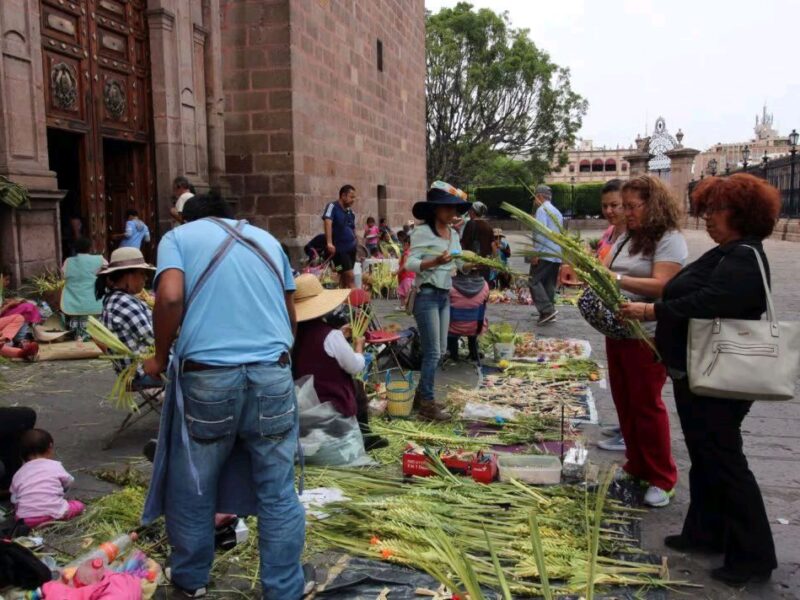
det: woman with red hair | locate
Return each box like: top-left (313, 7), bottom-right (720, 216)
top-left (621, 173), bottom-right (779, 586)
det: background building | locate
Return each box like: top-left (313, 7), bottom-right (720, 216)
top-left (0, 0), bottom-right (427, 285)
top-left (221, 0), bottom-right (426, 249)
top-left (694, 106), bottom-right (792, 177)
top-left (546, 139), bottom-right (634, 184)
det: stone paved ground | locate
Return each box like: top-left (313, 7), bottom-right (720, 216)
top-left (1, 229), bottom-right (798, 599)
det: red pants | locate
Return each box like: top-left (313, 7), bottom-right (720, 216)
top-left (0, 314), bottom-right (25, 359)
top-left (605, 337), bottom-right (677, 491)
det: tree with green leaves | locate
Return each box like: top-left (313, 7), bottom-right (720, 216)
top-left (426, 3), bottom-right (587, 187)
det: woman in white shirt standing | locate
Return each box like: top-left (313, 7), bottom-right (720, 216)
top-left (607, 175), bottom-right (688, 508)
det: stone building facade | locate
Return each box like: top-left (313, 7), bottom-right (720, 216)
top-left (0, 0), bottom-right (225, 285)
top-left (546, 139), bottom-right (634, 185)
top-left (0, 0), bottom-right (427, 284)
top-left (220, 0), bottom-right (426, 251)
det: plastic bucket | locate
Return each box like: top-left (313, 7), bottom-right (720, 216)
top-left (385, 370), bottom-right (416, 417)
top-left (493, 342), bottom-right (515, 360)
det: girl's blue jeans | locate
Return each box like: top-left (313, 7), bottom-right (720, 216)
top-left (412, 286), bottom-right (450, 401)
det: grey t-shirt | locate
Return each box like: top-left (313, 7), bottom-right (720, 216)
top-left (610, 230), bottom-right (688, 335)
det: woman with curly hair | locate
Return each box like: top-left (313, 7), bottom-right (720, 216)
top-left (620, 174), bottom-right (778, 585)
top-left (602, 175), bottom-right (688, 508)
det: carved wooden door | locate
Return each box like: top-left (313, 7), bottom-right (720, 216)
top-left (40, 0), bottom-right (154, 253)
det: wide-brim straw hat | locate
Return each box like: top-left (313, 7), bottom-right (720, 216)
top-left (96, 247), bottom-right (156, 276)
top-left (412, 187), bottom-right (471, 220)
top-left (493, 227), bottom-right (505, 237)
top-left (293, 273), bottom-right (351, 322)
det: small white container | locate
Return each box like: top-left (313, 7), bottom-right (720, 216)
top-left (493, 342), bottom-right (515, 360)
top-left (498, 454), bottom-right (562, 485)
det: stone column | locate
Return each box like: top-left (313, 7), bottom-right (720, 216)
top-left (147, 4), bottom-right (183, 234)
top-left (0, 0), bottom-right (63, 285)
top-left (665, 147), bottom-right (700, 212)
top-left (202, 0), bottom-right (226, 188)
top-left (623, 152), bottom-right (651, 177)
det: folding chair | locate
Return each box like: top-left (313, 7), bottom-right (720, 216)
top-left (558, 264), bottom-right (583, 290)
top-left (347, 289), bottom-right (409, 377)
top-left (102, 379), bottom-right (165, 450)
top-left (446, 298), bottom-right (488, 371)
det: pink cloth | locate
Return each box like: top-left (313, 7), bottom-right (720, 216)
top-left (42, 572), bottom-right (143, 599)
top-left (365, 225), bottom-right (379, 243)
top-left (397, 277), bottom-right (414, 304)
top-left (23, 499), bottom-right (84, 528)
top-left (10, 457), bottom-right (74, 520)
top-left (448, 281), bottom-right (489, 336)
top-left (1, 301), bottom-right (42, 324)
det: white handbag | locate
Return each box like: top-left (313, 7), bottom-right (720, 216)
top-left (687, 245), bottom-right (800, 401)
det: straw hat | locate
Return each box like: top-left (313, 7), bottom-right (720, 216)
top-left (493, 228), bottom-right (505, 237)
top-left (293, 273), bottom-right (351, 322)
top-left (96, 247), bottom-right (155, 276)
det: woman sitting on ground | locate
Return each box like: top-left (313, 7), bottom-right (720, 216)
top-left (61, 236), bottom-right (106, 340)
top-left (0, 276), bottom-right (39, 360)
top-left (292, 274), bottom-right (387, 450)
top-left (95, 247), bottom-right (160, 389)
top-left (620, 174), bottom-right (779, 586)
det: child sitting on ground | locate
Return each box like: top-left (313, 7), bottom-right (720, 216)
top-left (10, 429), bottom-right (84, 528)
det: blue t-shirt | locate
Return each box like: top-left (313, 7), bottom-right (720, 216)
top-left (533, 201), bottom-right (564, 263)
top-left (155, 219), bottom-right (296, 365)
top-left (120, 219), bottom-right (150, 249)
top-left (322, 201), bottom-right (356, 253)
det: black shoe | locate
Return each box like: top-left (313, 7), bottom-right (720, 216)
top-left (664, 534), bottom-right (722, 554)
top-left (303, 563), bottom-right (317, 596)
top-left (142, 439), bottom-right (157, 463)
top-left (710, 565), bottom-right (771, 586)
top-left (537, 310), bottom-right (559, 325)
top-left (364, 434), bottom-right (390, 451)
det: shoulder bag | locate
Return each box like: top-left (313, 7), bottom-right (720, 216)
top-left (687, 245), bottom-right (800, 401)
top-left (577, 234), bottom-right (634, 339)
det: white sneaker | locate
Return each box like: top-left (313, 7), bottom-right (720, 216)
top-left (600, 425), bottom-right (621, 437)
top-left (597, 433), bottom-right (626, 452)
top-left (643, 486), bottom-right (673, 508)
top-left (612, 467), bottom-right (634, 483)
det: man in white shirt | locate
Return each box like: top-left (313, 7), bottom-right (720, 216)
top-left (170, 176), bottom-right (194, 225)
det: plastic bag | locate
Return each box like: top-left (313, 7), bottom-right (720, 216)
top-left (296, 376), bottom-right (375, 467)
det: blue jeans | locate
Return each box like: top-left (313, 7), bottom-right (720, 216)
top-left (412, 286), bottom-right (450, 401)
top-left (164, 362), bottom-right (305, 599)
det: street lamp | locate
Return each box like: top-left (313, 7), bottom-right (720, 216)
top-left (761, 150), bottom-right (769, 179)
top-left (724, 160), bottom-right (731, 176)
top-left (789, 129), bottom-right (799, 216)
top-left (569, 175), bottom-right (576, 218)
top-left (708, 158), bottom-right (718, 176)
top-left (742, 145), bottom-right (750, 169)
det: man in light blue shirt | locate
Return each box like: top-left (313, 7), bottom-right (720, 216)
top-left (529, 184), bottom-right (563, 324)
top-left (142, 193), bottom-right (304, 599)
top-left (116, 209), bottom-right (150, 249)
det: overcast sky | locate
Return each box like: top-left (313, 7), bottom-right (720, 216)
top-left (424, 0), bottom-right (800, 151)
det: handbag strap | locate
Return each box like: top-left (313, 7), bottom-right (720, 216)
top-left (608, 234), bottom-right (631, 270)
top-left (741, 245), bottom-right (778, 337)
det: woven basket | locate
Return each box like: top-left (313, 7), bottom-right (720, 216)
top-left (385, 370), bottom-right (415, 418)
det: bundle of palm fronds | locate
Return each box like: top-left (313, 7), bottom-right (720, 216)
top-left (305, 467), bottom-right (681, 598)
top-left (27, 269), bottom-right (64, 295)
top-left (87, 316), bottom-right (153, 412)
top-left (347, 303), bottom-right (371, 349)
top-left (136, 289), bottom-right (155, 309)
top-left (460, 250), bottom-right (516, 274)
top-left (502, 201), bottom-right (653, 347)
top-left (366, 262), bottom-right (397, 298)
